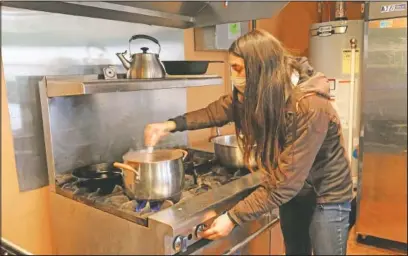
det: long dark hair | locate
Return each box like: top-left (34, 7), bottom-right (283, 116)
top-left (229, 29), bottom-right (303, 185)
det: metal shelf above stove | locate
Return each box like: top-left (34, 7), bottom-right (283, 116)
top-left (42, 74), bottom-right (223, 97)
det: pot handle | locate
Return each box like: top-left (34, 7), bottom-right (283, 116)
top-left (128, 34), bottom-right (161, 56)
top-left (113, 162), bottom-right (140, 180)
top-left (178, 149), bottom-right (189, 161)
top-left (208, 127), bottom-right (221, 142)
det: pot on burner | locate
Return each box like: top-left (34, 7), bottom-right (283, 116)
top-left (113, 148), bottom-right (188, 201)
top-left (210, 129), bottom-right (257, 169)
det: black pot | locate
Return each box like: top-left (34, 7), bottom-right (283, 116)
top-left (72, 163), bottom-right (123, 195)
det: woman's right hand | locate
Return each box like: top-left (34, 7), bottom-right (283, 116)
top-left (144, 121), bottom-right (176, 147)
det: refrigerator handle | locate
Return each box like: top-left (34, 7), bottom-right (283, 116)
top-left (348, 38), bottom-right (357, 161)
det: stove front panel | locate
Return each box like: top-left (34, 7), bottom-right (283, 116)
top-left (50, 193), bottom-right (166, 255)
top-left (51, 192), bottom-right (280, 255)
top-left (148, 171), bottom-right (265, 254)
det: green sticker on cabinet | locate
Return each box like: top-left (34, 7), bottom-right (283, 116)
top-left (228, 23), bottom-right (241, 39)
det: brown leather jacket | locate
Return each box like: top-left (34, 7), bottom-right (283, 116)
top-left (170, 58), bottom-right (352, 226)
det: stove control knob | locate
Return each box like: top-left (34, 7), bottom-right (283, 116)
top-left (173, 235), bottom-right (188, 252)
top-left (195, 224), bottom-right (207, 237)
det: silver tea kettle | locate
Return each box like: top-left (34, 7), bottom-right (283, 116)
top-left (116, 34), bottom-right (166, 79)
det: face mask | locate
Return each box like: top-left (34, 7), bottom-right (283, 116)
top-left (231, 76), bottom-right (246, 94)
top-left (291, 72), bottom-right (300, 86)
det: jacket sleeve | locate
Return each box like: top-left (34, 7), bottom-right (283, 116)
top-left (227, 97), bottom-right (330, 226)
top-left (169, 94), bottom-right (234, 132)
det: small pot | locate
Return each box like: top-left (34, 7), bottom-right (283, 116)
top-left (113, 149), bottom-right (188, 201)
top-left (210, 128), bottom-right (257, 169)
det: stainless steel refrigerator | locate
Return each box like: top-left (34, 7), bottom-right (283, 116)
top-left (356, 1), bottom-right (407, 243)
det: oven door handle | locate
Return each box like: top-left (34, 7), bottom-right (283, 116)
top-left (222, 217), bottom-right (280, 255)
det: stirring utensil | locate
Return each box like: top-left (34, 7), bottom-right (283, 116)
top-left (146, 133), bottom-right (157, 154)
top-left (144, 147), bottom-right (156, 162)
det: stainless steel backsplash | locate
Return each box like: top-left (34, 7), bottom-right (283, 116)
top-left (47, 88), bottom-right (188, 174)
top-left (1, 6), bottom-right (186, 190)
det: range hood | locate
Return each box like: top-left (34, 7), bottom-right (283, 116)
top-left (2, 1), bottom-right (288, 29)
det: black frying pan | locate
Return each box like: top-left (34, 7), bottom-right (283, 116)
top-left (72, 163), bottom-right (123, 195)
top-left (162, 61), bottom-right (224, 75)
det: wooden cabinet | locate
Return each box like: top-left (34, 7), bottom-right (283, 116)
top-left (246, 218), bottom-right (285, 255)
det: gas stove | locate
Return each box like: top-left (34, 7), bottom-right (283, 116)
top-left (54, 149), bottom-right (250, 226)
top-left (40, 74), bottom-right (282, 255)
top-left (52, 148), bottom-right (274, 255)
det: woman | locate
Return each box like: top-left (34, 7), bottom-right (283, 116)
top-left (144, 29), bottom-right (352, 255)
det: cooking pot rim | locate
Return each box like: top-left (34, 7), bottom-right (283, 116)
top-left (211, 134), bottom-right (241, 148)
top-left (123, 148), bottom-right (185, 163)
top-left (211, 134), bottom-right (258, 149)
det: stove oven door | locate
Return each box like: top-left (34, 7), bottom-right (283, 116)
top-left (177, 214), bottom-right (283, 255)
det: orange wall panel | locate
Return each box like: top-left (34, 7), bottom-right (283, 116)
top-left (258, 2), bottom-right (318, 56)
top-left (258, 2), bottom-right (364, 56)
top-left (1, 60), bottom-right (53, 254)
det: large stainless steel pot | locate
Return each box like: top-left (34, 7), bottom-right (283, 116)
top-left (210, 131), bottom-right (257, 169)
top-left (113, 148), bottom-right (187, 201)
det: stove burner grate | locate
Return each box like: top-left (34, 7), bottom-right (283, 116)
top-left (189, 184), bottom-right (211, 196)
top-left (103, 195), bottom-right (130, 207)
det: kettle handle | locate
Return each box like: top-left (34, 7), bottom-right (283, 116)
top-left (128, 34), bottom-right (161, 56)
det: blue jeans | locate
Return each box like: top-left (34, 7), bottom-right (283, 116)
top-left (280, 195), bottom-right (351, 255)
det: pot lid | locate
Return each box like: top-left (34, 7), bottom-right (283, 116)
top-left (132, 47), bottom-right (159, 57)
top-left (123, 149), bottom-right (184, 163)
